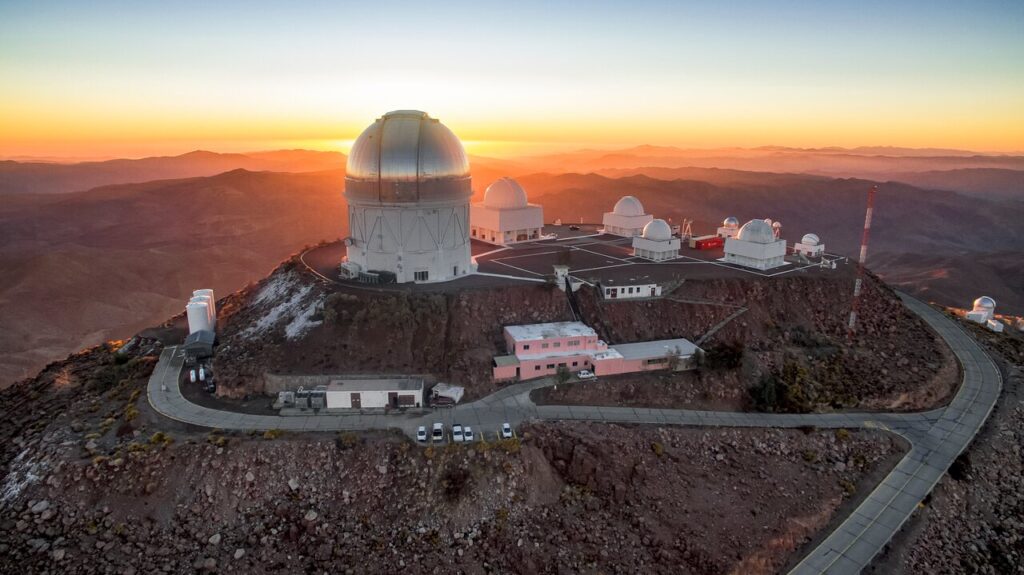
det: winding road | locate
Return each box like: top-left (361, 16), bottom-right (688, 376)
top-left (147, 293), bottom-right (1002, 574)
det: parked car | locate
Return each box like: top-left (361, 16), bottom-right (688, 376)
top-left (501, 423), bottom-right (513, 439)
top-left (432, 422), bottom-right (444, 442)
top-left (416, 426), bottom-right (427, 442)
top-left (452, 424), bottom-right (464, 443)
top-left (577, 369), bottom-right (596, 380)
top-left (189, 369), bottom-right (197, 383)
top-left (568, 225), bottom-right (581, 231)
top-left (463, 426), bottom-right (474, 442)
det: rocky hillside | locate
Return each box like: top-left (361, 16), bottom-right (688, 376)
top-left (0, 335), bottom-right (903, 574)
top-left (210, 256), bottom-right (955, 411)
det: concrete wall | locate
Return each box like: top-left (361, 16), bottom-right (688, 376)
top-left (603, 284), bottom-right (661, 299)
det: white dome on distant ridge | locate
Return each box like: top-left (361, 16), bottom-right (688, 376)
top-left (723, 216), bottom-right (739, 228)
top-left (973, 296), bottom-right (996, 311)
top-left (483, 177), bottom-right (528, 209)
top-left (613, 195), bottom-right (645, 217)
top-left (737, 219), bottom-right (776, 244)
top-left (801, 233), bottom-right (820, 246)
top-left (642, 219), bottom-right (672, 241)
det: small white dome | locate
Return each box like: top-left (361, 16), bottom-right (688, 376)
top-left (613, 195), bottom-right (645, 217)
top-left (801, 233), bottom-right (820, 246)
top-left (737, 219), bottom-right (777, 244)
top-left (973, 296), bottom-right (996, 311)
top-left (642, 219), bottom-right (673, 241)
top-left (723, 217), bottom-right (739, 229)
top-left (483, 177), bottom-right (528, 209)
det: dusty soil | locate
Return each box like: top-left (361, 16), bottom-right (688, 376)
top-left (0, 339), bottom-right (906, 575)
top-left (533, 370), bottom-right (748, 411)
top-left (866, 319), bottom-right (1024, 574)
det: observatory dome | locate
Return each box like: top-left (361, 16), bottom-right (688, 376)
top-left (345, 110), bottom-right (471, 204)
top-left (801, 233), bottom-right (820, 246)
top-left (613, 195), bottom-right (645, 217)
top-left (973, 296), bottom-right (996, 311)
top-left (736, 219), bottom-right (776, 244)
top-left (483, 177), bottom-right (528, 209)
top-left (723, 216), bottom-right (739, 229)
top-left (641, 219), bottom-right (673, 241)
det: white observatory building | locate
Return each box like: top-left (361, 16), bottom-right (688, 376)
top-left (343, 110), bottom-right (472, 283)
top-left (967, 296), bottom-right (1004, 332)
top-left (469, 177), bottom-right (544, 245)
top-left (717, 216), bottom-right (740, 238)
top-left (632, 219), bottom-right (680, 261)
top-left (794, 233), bottom-right (825, 257)
top-left (602, 196), bottom-right (654, 237)
top-left (723, 219), bottom-right (788, 270)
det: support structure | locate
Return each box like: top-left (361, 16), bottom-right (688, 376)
top-left (847, 185), bottom-right (877, 340)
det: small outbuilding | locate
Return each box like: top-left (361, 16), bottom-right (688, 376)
top-left (183, 329), bottom-right (215, 365)
top-left (324, 378), bottom-right (424, 409)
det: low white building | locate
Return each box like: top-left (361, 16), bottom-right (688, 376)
top-left (966, 296), bottom-right (996, 324)
top-left (600, 282), bottom-right (662, 299)
top-left (324, 378), bottom-right (424, 409)
top-left (602, 196), bottom-right (653, 237)
top-left (716, 216), bottom-right (740, 238)
top-left (723, 219), bottom-right (787, 270)
top-left (470, 177), bottom-right (544, 245)
top-left (793, 233), bottom-right (825, 257)
top-left (632, 219), bottom-right (680, 261)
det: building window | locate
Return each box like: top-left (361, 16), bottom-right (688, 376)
top-left (522, 344), bottom-right (530, 351)
top-left (572, 361), bottom-right (578, 367)
top-left (568, 340), bottom-right (579, 346)
top-left (414, 270), bottom-right (429, 282)
top-left (558, 362), bottom-right (566, 368)
top-left (546, 364), bottom-right (555, 369)
top-left (553, 342), bottom-right (561, 348)
top-left (541, 343), bottom-right (549, 349)
top-left (453, 265), bottom-right (458, 276)
top-left (535, 365), bottom-right (540, 371)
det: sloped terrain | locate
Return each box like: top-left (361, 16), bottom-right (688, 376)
top-left (0, 338), bottom-right (903, 574)
top-left (211, 256), bottom-right (955, 412)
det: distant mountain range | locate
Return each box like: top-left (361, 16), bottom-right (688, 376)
top-left (1, 145), bottom-right (1021, 385)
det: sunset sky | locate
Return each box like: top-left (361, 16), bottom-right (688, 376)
top-left (2, 0), bottom-right (1022, 159)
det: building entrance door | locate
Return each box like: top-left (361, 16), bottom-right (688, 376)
top-left (350, 393), bottom-right (361, 408)
top-left (388, 392), bottom-right (398, 408)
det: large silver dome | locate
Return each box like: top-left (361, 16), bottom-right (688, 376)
top-left (345, 110), bottom-right (471, 204)
top-left (736, 219), bottom-right (776, 244)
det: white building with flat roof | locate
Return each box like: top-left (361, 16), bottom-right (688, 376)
top-left (632, 219), bottom-right (680, 261)
top-left (602, 196), bottom-right (654, 237)
top-left (470, 177), bottom-right (544, 245)
top-left (324, 378), bottom-right (424, 409)
top-left (723, 219), bottom-right (787, 270)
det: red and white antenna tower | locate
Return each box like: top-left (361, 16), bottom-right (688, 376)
top-left (847, 185), bottom-right (877, 341)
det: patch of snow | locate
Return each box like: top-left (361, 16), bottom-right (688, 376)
top-left (242, 272), bottom-right (323, 340)
top-left (285, 300), bottom-right (322, 340)
top-left (1, 448), bottom-right (46, 507)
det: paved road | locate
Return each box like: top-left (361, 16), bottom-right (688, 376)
top-left (146, 293), bottom-right (1001, 574)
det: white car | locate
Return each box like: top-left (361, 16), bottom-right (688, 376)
top-left (416, 426), bottom-right (427, 442)
top-left (463, 426), bottom-right (474, 442)
top-left (432, 422), bottom-right (444, 442)
top-left (501, 423), bottom-right (513, 439)
top-left (452, 424), bottom-right (464, 443)
top-left (577, 369), bottom-right (596, 380)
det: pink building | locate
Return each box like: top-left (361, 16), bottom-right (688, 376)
top-left (492, 321), bottom-right (700, 382)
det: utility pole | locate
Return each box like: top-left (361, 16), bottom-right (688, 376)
top-left (847, 185), bottom-right (877, 341)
